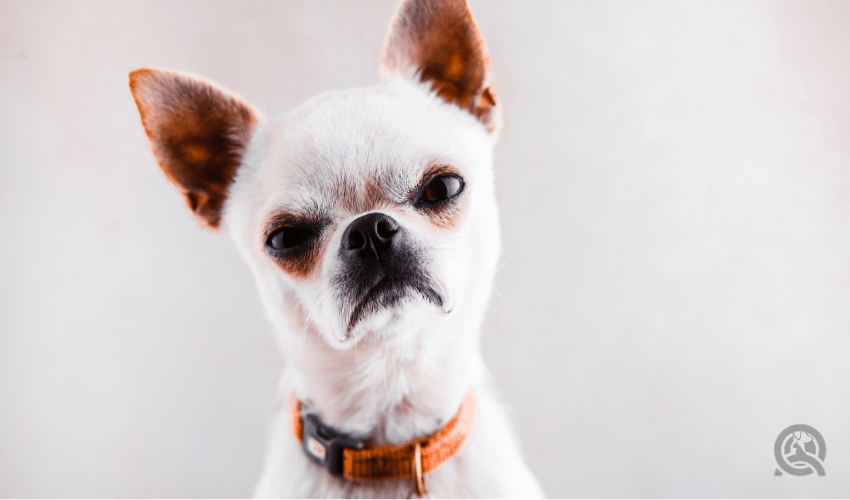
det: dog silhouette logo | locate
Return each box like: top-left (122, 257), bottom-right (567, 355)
top-left (774, 424), bottom-right (826, 476)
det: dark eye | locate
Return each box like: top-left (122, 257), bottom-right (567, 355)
top-left (266, 227), bottom-right (313, 251)
top-left (419, 174), bottom-right (464, 204)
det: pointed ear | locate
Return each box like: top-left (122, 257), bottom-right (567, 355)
top-left (379, 0), bottom-right (501, 135)
top-left (128, 68), bottom-right (260, 231)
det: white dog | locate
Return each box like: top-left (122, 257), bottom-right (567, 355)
top-left (129, 0), bottom-right (543, 496)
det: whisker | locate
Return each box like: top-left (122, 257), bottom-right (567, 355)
top-left (297, 282), bottom-right (334, 358)
top-left (432, 235), bottom-right (526, 275)
top-left (491, 285), bottom-right (509, 312)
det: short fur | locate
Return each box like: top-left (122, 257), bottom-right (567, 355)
top-left (129, 0), bottom-right (543, 497)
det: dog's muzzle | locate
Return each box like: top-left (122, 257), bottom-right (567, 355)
top-left (334, 213), bottom-right (442, 333)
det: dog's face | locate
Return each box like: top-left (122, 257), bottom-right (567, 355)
top-left (130, 0), bottom-right (502, 354)
top-left (228, 83), bottom-right (500, 351)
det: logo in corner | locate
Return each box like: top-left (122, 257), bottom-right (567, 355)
top-left (774, 424), bottom-right (826, 476)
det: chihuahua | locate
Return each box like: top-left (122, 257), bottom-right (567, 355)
top-left (129, 0), bottom-right (542, 497)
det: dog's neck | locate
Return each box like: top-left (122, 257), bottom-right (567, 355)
top-left (279, 312), bottom-right (482, 447)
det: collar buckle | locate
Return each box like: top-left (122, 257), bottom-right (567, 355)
top-left (301, 413), bottom-right (364, 476)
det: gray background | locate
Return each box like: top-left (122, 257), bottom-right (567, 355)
top-left (2, 0), bottom-right (850, 497)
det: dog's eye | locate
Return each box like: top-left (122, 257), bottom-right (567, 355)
top-left (267, 227), bottom-right (313, 251)
top-left (419, 174), bottom-right (464, 204)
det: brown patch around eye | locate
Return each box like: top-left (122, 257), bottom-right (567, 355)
top-left (276, 238), bottom-right (325, 280)
top-left (423, 194), bottom-right (469, 230)
top-left (263, 213), bottom-right (330, 280)
top-left (410, 166), bottom-right (469, 230)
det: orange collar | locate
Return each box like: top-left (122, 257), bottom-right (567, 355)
top-left (291, 390), bottom-right (476, 494)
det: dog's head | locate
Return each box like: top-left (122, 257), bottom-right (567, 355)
top-left (129, 0), bottom-right (502, 354)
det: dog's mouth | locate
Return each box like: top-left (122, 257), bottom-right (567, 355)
top-left (345, 277), bottom-right (443, 335)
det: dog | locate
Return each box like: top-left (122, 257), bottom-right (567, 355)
top-left (129, 0), bottom-right (543, 496)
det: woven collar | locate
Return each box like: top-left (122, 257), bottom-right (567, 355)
top-left (291, 389), bottom-right (476, 488)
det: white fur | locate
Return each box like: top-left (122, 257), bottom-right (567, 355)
top-left (221, 78), bottom-right (543, 497)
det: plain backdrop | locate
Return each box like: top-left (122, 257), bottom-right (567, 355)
top-left (2, 0), bottom-right (850, 497)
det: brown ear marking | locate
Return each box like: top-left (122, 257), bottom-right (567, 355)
top-left (128, 68), bottom-right (260, 231)
top-left (380, 0), bottom-right (502, 135)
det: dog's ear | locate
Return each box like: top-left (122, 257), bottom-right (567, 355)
top-left (379, 0), bottom-right (501, 135)
top-left (128, 68), bottom-right (260, 231)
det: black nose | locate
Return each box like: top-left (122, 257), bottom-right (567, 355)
top-left (342, 212), bottom-right (400, 261)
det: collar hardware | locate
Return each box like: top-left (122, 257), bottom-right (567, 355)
top-left (291, 390), bottom-right (476, 485)
top-left (301, 412), bottom-right (364, 476)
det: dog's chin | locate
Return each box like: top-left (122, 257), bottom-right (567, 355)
top-left (330, 280), bottom-right (446, 349)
